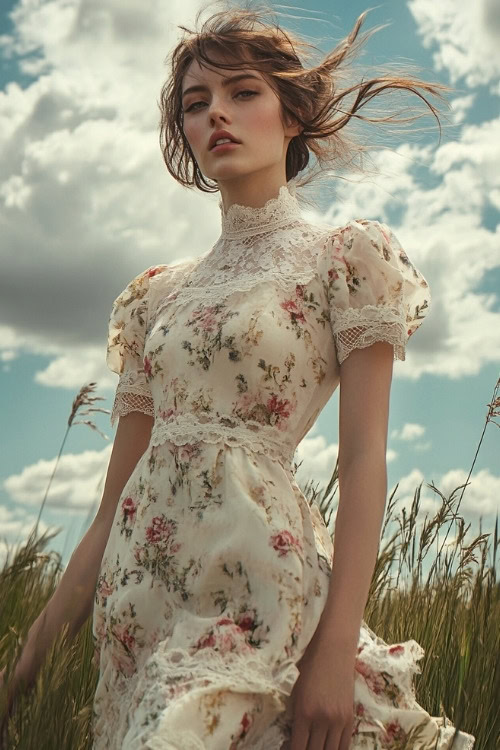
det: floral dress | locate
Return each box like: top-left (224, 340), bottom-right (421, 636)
top-left (92, 181), bottom-right (475, 750)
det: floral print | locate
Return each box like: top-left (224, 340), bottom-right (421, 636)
top-left (92, 184), bottom-right (474, 748)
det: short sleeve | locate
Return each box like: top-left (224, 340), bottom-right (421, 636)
top-left (317, 219), bottom-right (431, 366)
top-left (106, 266), bottom-right (162, 427)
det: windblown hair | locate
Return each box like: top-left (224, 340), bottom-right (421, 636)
top-left (158, 1), bottom-right (452, 194)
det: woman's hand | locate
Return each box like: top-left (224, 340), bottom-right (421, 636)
top-left (288, 629), bottom-right (356, 750)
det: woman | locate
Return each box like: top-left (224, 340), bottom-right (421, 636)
top-left (1, 3), bottom-right (476, 749)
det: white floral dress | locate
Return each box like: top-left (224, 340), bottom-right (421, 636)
top-left (92, 181), bottom-right (475, 749)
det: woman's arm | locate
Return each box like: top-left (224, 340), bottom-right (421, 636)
top-left (1, 411), bottom-right (154, 707)
top-left (316, 340), bottom-right (394, 646)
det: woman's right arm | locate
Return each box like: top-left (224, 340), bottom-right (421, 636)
top-left (1, 410), bottom-right (154, 707)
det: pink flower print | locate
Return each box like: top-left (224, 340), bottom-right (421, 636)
top-left (133, 545), bottom-right (145, 564)
top-left (220, 632), bottom-right (238, 654)
top-left (237, 611), bottom-right (255, 632)
top-left (193, 306), bottom-right (218, 332)
top-left (270, 529), bottom-right (303, 558)
top-left (354, 659), bottom-right (386, 695)
top-left (383, 719), bottom-right (406, 744)
top-left (147, 267), bottom-right (163, 278)
top-left (178, 443), bottom-right (198, 463)
top-left (122, 496), bottom-right (136, 519)
top-left (217, 617), bottom-right (234, 627)
top-left (388, 644), bottom-right (404, 656)
top-left (241, 711), bottom-right (252, 732)
top-left (145, 516), bottom-right (174, 544)
top-left (355, 701), bottom-right (365, 716)
top-left (113, 623), bottom-right (136, 652)
top-left (159, 407), bottom-right (176, 421)
top-left (195, 631), bottom-right (216, 650)
top-left (280, 298), bottom-right (305, 323)
top-left (328, 267), bottom-right (340, 282)
top-left (97, 577), bottom-right (114, 598)
top-left (267, 394), bottom-right (291, 422)
top-left (143, 355), bottom-right (152, 378)
top-left (229, 711), bottom-right (254, 749)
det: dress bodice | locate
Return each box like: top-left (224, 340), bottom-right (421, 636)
top-left (105, 180), bottom-right (431, 472)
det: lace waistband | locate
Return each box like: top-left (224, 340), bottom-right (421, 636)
top-left (150, 413), bottom-right (296, 473)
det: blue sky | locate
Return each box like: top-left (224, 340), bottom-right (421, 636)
top-left (1, 0), bottom-right (499, 568)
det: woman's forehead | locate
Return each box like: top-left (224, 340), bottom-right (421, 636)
top-left (183, 57), bottom-right (262, 86)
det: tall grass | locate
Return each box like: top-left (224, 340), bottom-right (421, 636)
top-left (0, 379), bottom-right (499, 749)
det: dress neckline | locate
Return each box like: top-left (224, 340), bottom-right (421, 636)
top-left (218, 179), bottom-right (304, 240)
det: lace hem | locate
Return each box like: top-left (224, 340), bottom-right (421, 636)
top-left (150, 413), bottom-right (296, 471)
top-left (111, 390), bottom-right (154, 427)
top-left (331, 304), bottom-right (408, 365)
top-left (129, 645), bottom-right (299, 750)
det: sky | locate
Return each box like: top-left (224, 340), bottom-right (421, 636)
top-left (0, 0), bottom-right (499, 569)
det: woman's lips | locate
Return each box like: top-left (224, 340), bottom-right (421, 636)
top-left (210, 142), bottom-right (241, 153)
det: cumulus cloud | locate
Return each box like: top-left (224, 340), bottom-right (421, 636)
top-left (389, 466), bottom-right (500, 528)
top-left (449, 94), bottom-right (476, 125)
top-left (3, 444), bottom-right (113, 511)
top-left (0, 0), bottom-right (212, 392)
top-left (391, 423), bottom-right (426, 441)
top-left (0, 0), bottom-right (498, 392)
top-left (408, 0), bottom-right (500, 88)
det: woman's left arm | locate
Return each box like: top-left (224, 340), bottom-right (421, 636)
top-left (289, 340), bottom-right (394, 750)
top-left (319, 338), bottom-right (394, 642)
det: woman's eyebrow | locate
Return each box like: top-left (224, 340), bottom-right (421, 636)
top-left (182, 73), bottom-right (261, 100)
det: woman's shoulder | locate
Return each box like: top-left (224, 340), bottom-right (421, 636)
top-left (316, 217), bottom-right (401, 260)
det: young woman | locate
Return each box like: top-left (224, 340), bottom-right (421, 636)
top-left (1, 4), bottom-right (476, 749)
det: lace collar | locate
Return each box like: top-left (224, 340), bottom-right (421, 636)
top-left (218, 179), bottom-right (303, 240)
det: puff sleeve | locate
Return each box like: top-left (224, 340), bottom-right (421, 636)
top-left (106, 266), bottom-right (160, 427)
top-left (317, 219), bottom-right (431, 366)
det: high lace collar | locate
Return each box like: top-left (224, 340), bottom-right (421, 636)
top-left (218, 179), bottom-right (304, 240)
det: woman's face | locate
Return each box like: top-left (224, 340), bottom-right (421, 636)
top-left (181, 55), bottom-right (300, 187)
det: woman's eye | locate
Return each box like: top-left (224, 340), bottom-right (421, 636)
top-left (185, 90), bottom-right (257, 113)
top-left (237, 90), bottom-right (258, 100)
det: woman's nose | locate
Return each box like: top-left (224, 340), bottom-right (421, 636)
top-left (207, 98), bottom-right (230, 121)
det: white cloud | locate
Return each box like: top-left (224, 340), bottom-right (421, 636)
top-left (3, 444), bottom-right (113, 511)
top-left (0, 0), bottom-right (211, 393)
top-left (408, 0), bottom-right (500, 88)
top-left (389, 466), bottom-right (500, 527)
top-left (449, 94), bottom-right (476, 125)
top-left (0, 0), bottom-right (498, 392)
top-left (437, 467), bottom-right (500, 520)
top-left (392, 423), bottom-right (426, 441)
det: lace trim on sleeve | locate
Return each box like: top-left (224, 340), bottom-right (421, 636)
top-left (331, 304), bottom-right (407, 365)
top-left (111, 372), bottom-right (154, 426)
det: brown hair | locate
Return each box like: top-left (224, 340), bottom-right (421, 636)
top-left (158, 1), bottom-right (452, 195)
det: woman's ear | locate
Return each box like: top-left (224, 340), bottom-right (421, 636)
top-left (283, 111), bottom-right (303, 139)
top-left (283, 112), bottom-right (304, 138)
